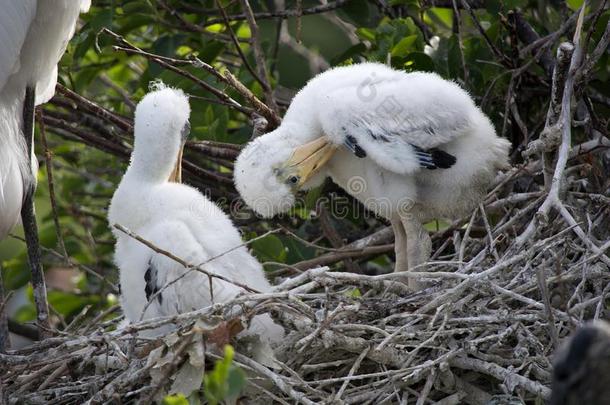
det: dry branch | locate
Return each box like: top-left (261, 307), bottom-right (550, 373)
top-left (3, 1), bottom-right (610, 403)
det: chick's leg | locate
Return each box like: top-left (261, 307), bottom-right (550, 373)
top-left (401, 216), bottom-right (431, 291)
top-left (391, 216), bottom-right (409, 273)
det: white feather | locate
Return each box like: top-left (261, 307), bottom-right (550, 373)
top-left (109, 86), bottom-right (284, 343)
top-left (1, 0), bottom-right (86, 103)
top-left (80, 0), bottom-right (92, 13)
top-left (234, 128), bottom-right (297, 218)
top-left (0, 1), bottom-right (37, 93)
top-left (0, 101), bottom-right (25, 238)
top-left (0, 0), bottom-right (88, 240)
top-left (235, 62), bottom-right (511, 222)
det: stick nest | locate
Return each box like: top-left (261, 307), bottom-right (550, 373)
top-left (4, 163), bottom-right (609, 404)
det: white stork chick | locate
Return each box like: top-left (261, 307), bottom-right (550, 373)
top-left (108, 85), bottom-right (283, 342)
top-left (0, 0), bottom-right (90, 239)
top-left (234, 63), bottom-right (510, 289)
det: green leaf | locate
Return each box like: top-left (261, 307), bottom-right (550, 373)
top-left (226, 367), bottom-right (246, 398)
top-left (15, 300), bottom-right (36, 323)
top-left (305, 186), bottom-right (323, 211)
top-left (356, 28), bottom-right (376, 42)
top-left (485, 0), bottom-right (502, 15)
top-left (150, 34), bottom-right (185, 76)
top-left (427, 8), bottom-right (453, 29)
top-left (163, 394), bottom-right (189, 405)
top-left (48, 291), bottom-right (99, 318)
top-left (281, 234), bottom-right (316, 264)
top-left (346, 288), bottom-right (362, 298)
top-left (424, 219), bottom-right (451, 232)
top-left (338, 0), bottom-right (373, 27)
top-left (250, 234), bottom-right (286, 263)
top-left (503, 0), bottom-right (528, 9)
top-left (402, 52), bottom-right (435, 72)
top-left (390, 0), bottom-right (419, 5)
top-left (447, 35), bottom-right (462, 80)
top-left (331, 43), bottom-right (367, 66)
top-left (391, 35), bottom-right (418, 57)
top-left (118, 13), bottom-right (155, 33)
top-left (566, 0), bottom-right (584, 10)
top-left (197, 40), bottom-right (225, 63)
top-left (89, 9), bottom-right (114, 32)
top-left (203, 345), bottom-right (245, 405)
top-left (3, 253), bottom-right (30, 290)
top-left (73, 29), bottom-right (96, 61)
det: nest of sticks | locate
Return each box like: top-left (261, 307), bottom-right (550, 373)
top-left (3, 156), bottom-right (609, 404)
top-left (4, 12), bottom-right (610, 405)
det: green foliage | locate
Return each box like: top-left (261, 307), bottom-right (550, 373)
top-left (250, 234), bottom-right (287, 263)
top-left (162, 394), bottom-right (189, 405)
top-left (203, 345), bottom-right (246, 405)
top-left (346, 287), bottom-right (362, 299)
top-left (1, 0), bottom-right (608, 373)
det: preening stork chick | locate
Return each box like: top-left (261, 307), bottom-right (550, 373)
top-left (235, 63), bottom-right (510, 289)
top-left (108, 85), bottom-right (283, 342)
top-left (551, 321), bottom-right (610, 405)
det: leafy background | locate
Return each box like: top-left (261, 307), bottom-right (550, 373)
top-left (1, 0), bottom-right (607, 333)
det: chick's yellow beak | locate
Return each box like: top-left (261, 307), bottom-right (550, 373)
top-left (168, 142), bottom-right (185, 183)
top-left (275, 137), bottom-right (337, 189)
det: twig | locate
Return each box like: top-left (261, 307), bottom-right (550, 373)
top-left (318, 206), bottom-right (361, 273)
top-left (0, 267), bottom-right (9, 352)
top-left (536, 265), bottom-right (559, 348)
top-left (37, 110), bottom-right (69, 263)
top-left (55, 84), bottom-right (133, 132)
top-left (463, 0), bottom-right (512, 68)
top-left (422, 0), bottom-right (485, 7)
top-left (102, 28), bottom-right (281, 128)
top-left (238, 0), bottom-right (279, 114)
top-left (114, 223), bottom-right (281, 296)
top-left (451, 0), bottom-right (469, 85)
top-left (449, 356), bottom-right (551, 397)
top-left (140, 333), bottom-right (194, 403)
top-left (214, 0), bottom-right (267, 88)
top-left (293, 244), bottom-right (393, 271)
top-left (203, 0), bottom-right (350, 26)
top-left (508, 10), bottom-right (554, 76)
top-left (416, 369), bottom-right (437, 405)
top-left (233, 352), bottom-right (317, 405)
top-left (523, 43), bottom-right (574, 165)
top-left (516, 4), bottom-right (588, 247)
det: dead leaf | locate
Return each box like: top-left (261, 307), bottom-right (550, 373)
top-left (207, 318), bottom-right (245, 347)
top-left (169, 362), bottom-right (204, 396)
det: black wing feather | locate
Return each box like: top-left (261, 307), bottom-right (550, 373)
top-left (411, 145), bottom-right (456, 170)
top-left (344, 134), bottom-right (367, 158)
top-left (144, 261), bottom-right (163, 304)
top-left (343, 128), bottom-right (456, 170)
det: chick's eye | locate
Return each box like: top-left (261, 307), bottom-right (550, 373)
top-left (181, 121), bottom-right (191, 139)
top-left (289, 176), bottom-right (299, 185)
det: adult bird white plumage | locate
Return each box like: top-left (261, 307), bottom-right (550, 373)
top-left (0, 0), bottom-right (90, 339)
top-left (108, 85), bottom-right (283, 343)
top-left (235, 63), bottom-right (511, 289)
top-left (0, 0), bottom-right (90, 239)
